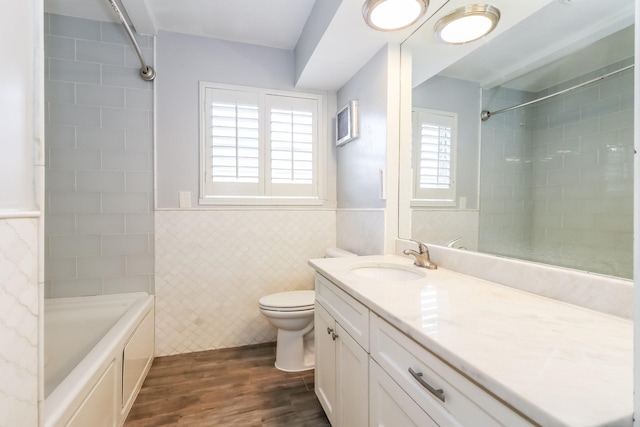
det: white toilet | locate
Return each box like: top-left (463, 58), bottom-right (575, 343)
top-left (259, 247), bottom-right (357, 372)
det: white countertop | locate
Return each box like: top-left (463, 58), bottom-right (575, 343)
top-left (309, 255), bottom-right (633, 427)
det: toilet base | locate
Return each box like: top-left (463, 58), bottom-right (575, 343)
top-left (274, 328), bottom-right (315, 372)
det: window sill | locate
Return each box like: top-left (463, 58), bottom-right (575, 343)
top-left (198, 196), bottom-right (325, 207)
top-left (410, 199), bottom-right (457, 208)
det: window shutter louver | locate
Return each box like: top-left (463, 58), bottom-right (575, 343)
top-left (412, 109), bottom-right (457, 205)
top-left (210, 102), bottom-right (260, 183)
top-left (201, 84), bottom-right (321, 203)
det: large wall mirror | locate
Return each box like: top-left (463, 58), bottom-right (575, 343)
top-left (399, 0), bottom-right (635, 279)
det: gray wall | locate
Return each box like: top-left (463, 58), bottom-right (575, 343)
top-left (155, 31), bottom-right (335, 208)
top-left (412, 75), bottom-right (481, 209)
top-left (336, 46), bottom-right (389, 255)
top-left (44, 14), bottom-right (155, 297)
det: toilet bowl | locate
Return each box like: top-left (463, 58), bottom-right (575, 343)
top-left (259, 290), bottom-right (316, 372)
top-left (259, 247), bottom-right (357, 372)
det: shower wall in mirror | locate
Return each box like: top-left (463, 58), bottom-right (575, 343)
top-left (402, 0), bottom-right (634, 280)
top-left (480, 56), bottom-right (634, 278)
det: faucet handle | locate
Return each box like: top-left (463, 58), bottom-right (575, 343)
top-left (445, 237), bottom-right (462, 248)
top-left (410, 239), bottom-right (428, 254)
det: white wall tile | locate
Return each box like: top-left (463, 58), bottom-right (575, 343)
top-left (155, 210), bottom-right (336, 356)
top-left (336, 210), bottom-right (384, 256)
top-left (0, 218), bottom-right (39, 427)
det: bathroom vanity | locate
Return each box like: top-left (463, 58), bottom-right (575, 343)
top-left (310, 255), bottom-right (633, 427)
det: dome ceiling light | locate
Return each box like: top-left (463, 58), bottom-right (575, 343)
top-left (363, 0), bottom-right (429, 31)
top-left (434, 4), bottom-right (501, 44)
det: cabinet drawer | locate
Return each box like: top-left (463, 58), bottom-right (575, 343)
top-left (370, 314), bottom-right (532, 427)
top-left (370, 360), bottom-right (438, 427)
top-left (315, 273), bottom-right (369, 351)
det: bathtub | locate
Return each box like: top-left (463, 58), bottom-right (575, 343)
top-left (43, 292), bottom-right (154, 427)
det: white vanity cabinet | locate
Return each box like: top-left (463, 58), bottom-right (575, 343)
top-left (315, 274), bottom-right (369, 427)
top-left (315, 272), bottom-right (533, 427)
top-left (370, 314), bottom-right (532, 427)
top-left (370, 360), bottom-right (438, 427)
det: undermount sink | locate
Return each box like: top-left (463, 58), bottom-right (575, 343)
top-left (349, 263), bottom-right (426, 281)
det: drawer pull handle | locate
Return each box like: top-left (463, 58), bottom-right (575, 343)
top-left (327, 327), bottom-right (334, 335)
top-left (408, 368), bottom-right (445, 402)
top-left (331, 332), bottom-right (339, 341)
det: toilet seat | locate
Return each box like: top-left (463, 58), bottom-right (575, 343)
top-left (259, 290), bottom-right (315, 312)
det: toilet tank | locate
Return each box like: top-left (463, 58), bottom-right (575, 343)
top-left (325, 248), bottom-right (357, 258)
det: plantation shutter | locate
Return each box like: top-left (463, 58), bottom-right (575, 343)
top-left (204, 88), bottom-right (262, 197)
top-left (412, 109), bottom-right (457, 203)
top-left (265, 95), bottom-right (318, 197)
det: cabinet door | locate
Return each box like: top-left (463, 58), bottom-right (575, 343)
top-left (336, 323), bottom-right (368, 427)
top-left (370, 361), bottom-right (438, 427)
top-left (315, 302), bottom-right (337, 425)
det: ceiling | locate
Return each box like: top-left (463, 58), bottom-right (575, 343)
top-left (44, 0), bottom-right (317, 50)
top-left (424, 0), bottom-right (635, 91)
top-left (43, 0), bottom-right (433, 90)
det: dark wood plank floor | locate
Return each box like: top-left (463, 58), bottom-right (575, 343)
top-left (124, 342), bottom-right (331, 427)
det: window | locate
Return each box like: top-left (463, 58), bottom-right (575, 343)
top-left (411, 108), bottom-right (457, 205)
top-left (200, 83), bottom-right (323, 205)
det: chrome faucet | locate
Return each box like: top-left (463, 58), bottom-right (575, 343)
top-left (445, 236), bottom-right (467, 250)
top-left (403, 240), bottom-right (438, 270)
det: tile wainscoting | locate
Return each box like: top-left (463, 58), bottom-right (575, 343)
top-left (336, 209), bottom-right (385, 256)
top-left (0, 217), bottom-right (39, 426)
top-left (155, 210), bottom-right (336, 356)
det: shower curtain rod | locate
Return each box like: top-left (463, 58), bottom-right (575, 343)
top-left (480, 63), bottom-right (634, 121)
top-left (106, 0), bottom-right (156, 81)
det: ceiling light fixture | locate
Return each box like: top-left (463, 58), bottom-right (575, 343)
top-left (363, 0), bottom-right (429, 31)
top-left (434, 4), bottom-right (500, 44)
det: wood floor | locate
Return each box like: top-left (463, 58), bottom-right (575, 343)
top-left (124, 342), bottom-right (331, 427)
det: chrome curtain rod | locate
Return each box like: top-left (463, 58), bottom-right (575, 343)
top-left (106, 0), bottom-right (156, 81)
top-left (480, 64), bottom-right (634, 121)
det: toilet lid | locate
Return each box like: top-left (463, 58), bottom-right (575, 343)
top-left (259, 290), bottom-right (315, 311)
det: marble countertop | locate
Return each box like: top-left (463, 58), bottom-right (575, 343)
top-left (309, 255), bottom-right (633, 427)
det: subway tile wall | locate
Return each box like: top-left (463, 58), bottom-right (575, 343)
top-left (411, 210), bottom-right (479, 251)
top-left (44, 14), bottom-right (155, 297)
top-left (480, 59), bottom-right (633, 278)
top-left (480, 86), bottom-right (535, 261)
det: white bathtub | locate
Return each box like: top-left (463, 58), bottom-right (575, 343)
top-left (44, 292), bottom-right (154, 427)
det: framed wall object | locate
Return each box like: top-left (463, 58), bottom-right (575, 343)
top-left (336, 100), bottom-right (359, 147)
